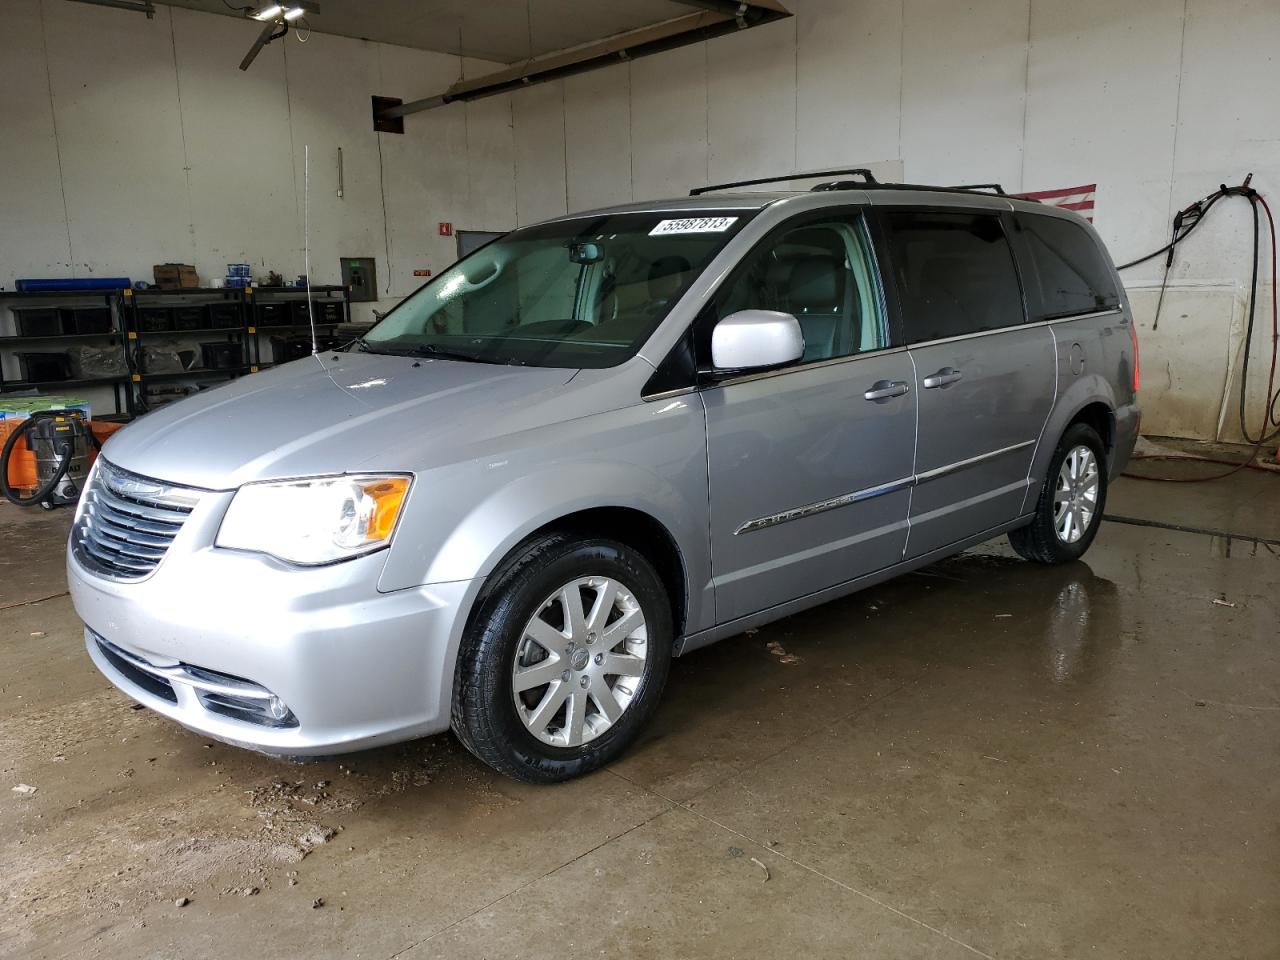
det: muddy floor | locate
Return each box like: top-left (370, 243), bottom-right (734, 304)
top-left (2, 467), bottom-right (1277, 958)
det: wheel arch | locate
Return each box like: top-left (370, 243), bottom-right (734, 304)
top-left (469, 506), bottom-right (691, 643)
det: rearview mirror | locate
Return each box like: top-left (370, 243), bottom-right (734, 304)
top-left (710, 310), bottom-right (805, 372)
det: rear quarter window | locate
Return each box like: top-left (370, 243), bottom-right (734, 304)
top-left (1018, 214), bottom-right (1120, 320)
top-left (882, 211), bottom-right (1025, 343)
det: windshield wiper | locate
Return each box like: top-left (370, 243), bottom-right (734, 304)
top-left (409, 343), bottom-right (502, 364)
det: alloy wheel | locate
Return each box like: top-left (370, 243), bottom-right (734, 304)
top-left (1053, 444), bottom-right (1100, 543)
top-left (511, 576), bottom-right (648, 747)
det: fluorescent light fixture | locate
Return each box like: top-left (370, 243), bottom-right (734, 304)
top-left (252, 4), bottom-right (283, 19)
top-left (283, 6), bottom-right (306, 19)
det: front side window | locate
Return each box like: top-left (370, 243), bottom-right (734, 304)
top-left (1019, 214), bottom-right (1120, 320)
top-left (883, 211), bottom-right (1024, 343)
top-left (362, 211), bottom-right (751, 368)
top-left (706, 215), bottom-right (888, 364)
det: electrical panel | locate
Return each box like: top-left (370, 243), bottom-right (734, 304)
top-left (340, 257), bottom-right (377, 303)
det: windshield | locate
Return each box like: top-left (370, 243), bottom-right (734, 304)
top-left (362, 211), bottom-right (753, 368)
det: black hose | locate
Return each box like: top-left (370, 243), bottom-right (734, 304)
top-left (1238, 195), bottom-right (1263, 443)
top-left (0, 412), bottom-right (75, 507)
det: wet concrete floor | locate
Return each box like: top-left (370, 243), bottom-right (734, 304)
top-left (2, 469), bottom-right (1277, 958)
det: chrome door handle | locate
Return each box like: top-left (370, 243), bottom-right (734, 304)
top-left (922, 367), bottom-right (963, 389)
top-left (864, 379), bottom-right (910, 402)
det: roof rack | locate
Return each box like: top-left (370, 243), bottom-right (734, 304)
top-left (689, 168), bottom-right (878, 196)
top-left (689, 170), bottom-right (1036, 203)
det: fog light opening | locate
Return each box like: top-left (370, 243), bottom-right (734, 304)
top-left (267, 695), bottom-right (292, 721)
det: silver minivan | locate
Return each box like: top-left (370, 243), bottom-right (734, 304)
top-left (68, 173), bottom-right (1140, 782)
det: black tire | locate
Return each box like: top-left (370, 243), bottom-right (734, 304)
top-left (1009, 423), bottom-right (1108, 564)
top-left (451, 532), bottom-right (673, 784)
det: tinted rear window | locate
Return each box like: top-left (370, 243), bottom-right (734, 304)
top-left (883, 211), bottom-right (1024, 343)
top-left (1019, 214), bottom-right (1119, 320)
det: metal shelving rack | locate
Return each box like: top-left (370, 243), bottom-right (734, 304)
top-left (1, 283), bottom-right (353, 417)
top-left (245, 285), bottom-right (352, 370)
top-left (0, 289), bottom-right (133, 417)
top-left (123, 287), bottom-right (251, 412)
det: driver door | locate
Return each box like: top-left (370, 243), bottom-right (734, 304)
top-left (701, 212), bottom-right (917, 624)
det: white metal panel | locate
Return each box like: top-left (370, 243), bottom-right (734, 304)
top-left (274, 31), bottom-right (386, 291)
top-left (629, 42), bottom-right (709, 202)
top-left (707, 16), bottom-right (796, 185)
top-left (899, 0), bottom-right (1029, 189)
top-left (0, 1), bottom-right (70, 280)
top-left (793, 0), bottom-right (903, 170)
top-left (563, 62), bottom-right (633, 211)
top-left (513, 80), bottom-right (569, 226)
top-left (460, 58), bottom-right (518, 238)
top-left (375, 43), bottom-right (473, 298)
top-left (1022, 0), bottom-right (1184, 286)
top-left (41, 2), bottom-right (193, 279)
top-left (169, 8), bottom-right (298, 285)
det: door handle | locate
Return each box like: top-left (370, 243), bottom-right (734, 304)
top-left (922, 367), bottom-right (963, 389)
top-left (864, 379), bottom-right (910, 402)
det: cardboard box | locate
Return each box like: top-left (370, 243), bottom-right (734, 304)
top-left (153, 263), bottom-right (199, 289)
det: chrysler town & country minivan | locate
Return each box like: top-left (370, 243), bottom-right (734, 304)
top-left (69, 172), bottom-right (1139, 782)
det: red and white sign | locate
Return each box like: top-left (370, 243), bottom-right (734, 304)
top-left (1013, 183), bottom-right (1096, 221)
top-left (438, 222), bottom-right (453, 237)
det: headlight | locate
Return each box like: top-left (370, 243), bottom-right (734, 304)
top-left (215, 474), bottom-right (411, 565)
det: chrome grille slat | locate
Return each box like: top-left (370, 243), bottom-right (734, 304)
top-left (90, 499), bottom-right (184, 534)
top-left (94, 493), bottom-right (190, 524)
top-left (83, 510), bottom-right (173, 548)
top-left (72, 460), bottom-right (207, 581)
top-left (83, 526), bottom-right (168, 561)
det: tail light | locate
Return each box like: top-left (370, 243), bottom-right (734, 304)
top-left (1129, 319), bottom-right (1140, 393)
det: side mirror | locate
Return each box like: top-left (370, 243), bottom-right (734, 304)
top-left (710, 310), bottom-right (805, 373)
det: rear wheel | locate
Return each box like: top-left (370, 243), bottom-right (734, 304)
top-left (451, 533), bottom-right (672, 783)
top-left (1009, 423), bottom-right (1107, 564)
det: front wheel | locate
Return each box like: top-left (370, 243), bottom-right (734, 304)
top-left (1009, 423), bottom-right (1107, 564)
top-left (451, 533), bottom-right (673, 783)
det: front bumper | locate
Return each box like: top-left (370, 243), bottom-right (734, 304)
top-left (69, 534), bottom-right (473, 756)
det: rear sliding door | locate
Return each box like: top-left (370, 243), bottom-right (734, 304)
top-left (878, 208), bottom-right (1056, 558)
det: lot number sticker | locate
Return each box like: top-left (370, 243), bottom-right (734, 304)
top-left (649, 217), bottom-right (739, 236)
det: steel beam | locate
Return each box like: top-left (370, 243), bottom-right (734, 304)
top-left (376, 0), bottom-right (789, 121)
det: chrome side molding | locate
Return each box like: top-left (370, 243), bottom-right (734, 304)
top-left (734, 439), bottom-right (1036, 535)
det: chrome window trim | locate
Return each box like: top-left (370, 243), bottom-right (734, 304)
top-left (702, 345), bottom-right (909, 392)
top-left (735, 438), bottom-right (1037, 535)
top-left (906, 308), bottom-right (1124, 350)
top-left (644, 309), bottom-right (1126, 401)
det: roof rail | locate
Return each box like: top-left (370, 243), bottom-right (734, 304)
top-left (947, 183), bottom-right (1007, 195)
top-left (807, 179), bottom-right (1037, 201)
top-left (689, 168), bottom-right (879, 196)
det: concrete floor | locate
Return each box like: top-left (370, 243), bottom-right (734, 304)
top-left (2, 469), bottom-right (1277, 959)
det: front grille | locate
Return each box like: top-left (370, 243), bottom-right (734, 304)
top-left (91, 632), bottom-right (297, 728)
top-left (72, 459), bottom-right (206, 580)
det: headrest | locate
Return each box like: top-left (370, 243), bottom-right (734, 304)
top-left (787, 257), bottom-right (844, 312)
top-left (649, 256), bottom-right (691, 282)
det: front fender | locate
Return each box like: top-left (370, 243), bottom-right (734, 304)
top-left (377, 396), bottom-right (714, 633)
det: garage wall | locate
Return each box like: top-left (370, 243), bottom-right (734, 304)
top-left (503, 0), bottom-right (1280, 443)
top-left (0, 0), bottom-right (517, 322)
top-left (2, 0), bottom-right (1276, 442)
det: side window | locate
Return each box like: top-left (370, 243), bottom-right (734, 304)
top-left (1019, 214), bottom-right (1120, 320)
top-left (883, 211), bottom-right (1024, 343)
top-left (714, 216), bottom-right (888, 364)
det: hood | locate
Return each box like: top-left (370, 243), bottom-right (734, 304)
top-left (103, 353), bottom-right (579, 489)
